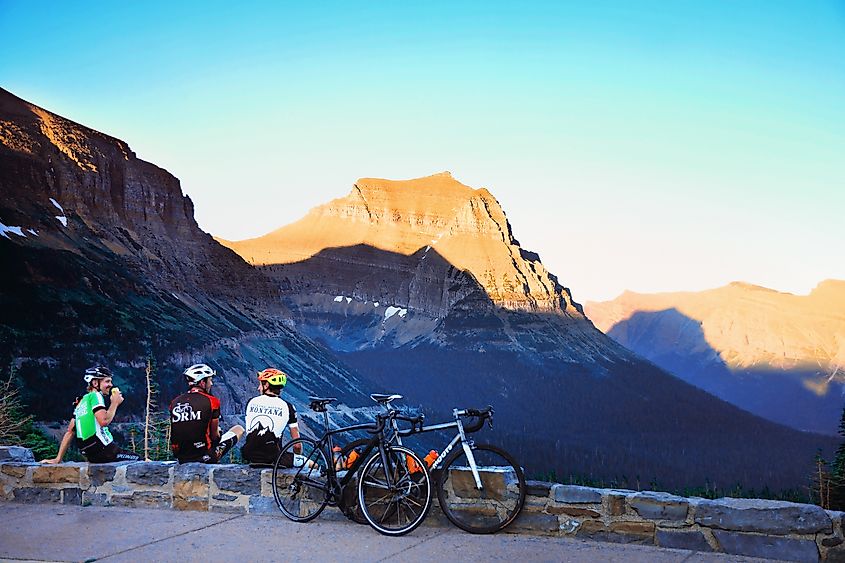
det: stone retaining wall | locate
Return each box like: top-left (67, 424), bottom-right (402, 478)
top-left (0, 447), bottom-right (838, 562)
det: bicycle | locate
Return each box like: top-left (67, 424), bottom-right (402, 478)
top-left (271, 396), bottom-right (432, 536)
top-left (341, 394), bottom-right (526, 534)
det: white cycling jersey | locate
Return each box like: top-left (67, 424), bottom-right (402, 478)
top-left (245, 394), bottom-right (298, 438)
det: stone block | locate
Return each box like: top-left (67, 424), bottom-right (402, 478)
top-left (173, 497), bottom-right (208, 511)
top-left (211, 504), bottom-right (247, 514)
top-left (823, 537), bottom-right (844, 547)
top-left (1, 464), bottom-right (31, 479)
top-left (448, 467), bottom-right (517, 501)
top-left (13, 487), bottom-right (61, 503)
top-left (32, 465), bottom-right (81, 484)
top-left (826, 545), bottom-right (845, 563)
top-left (249, 496), bottom-right (280, 515)
top-left (126, 462), bottom-right (172, 486)
top-left (173, 464), bottom-right (210, 510)
top-left (87, 464), bottom-right (119, 486)
top-left (0, 446), bottom-right (35, 462)
top-left (712, 530), bottom-right (819, 561)
top-left (630, 492), bottom-right (688, 521)
top-left (213, 493), bottom-right (239, 502)
top-left (111, 491), bottom-right (171, 509)
top-left (260, 468), bottom-right (274, 496)
top-left (61, 487), bottom-right (82, 505)
top-left (656, 529), bottom-right (712, 552)
top-left (525, 480), bottom-right (553, 498)
top-left (577, 520), bottom-right (655, 545)
top-left (605, 493), bottom-right (627, 516)
top-left (507, 511), bottom-right (560, 535)
top-left (546, 505), bottom-right (600, 518)
top-left (213, 466), bottom-right (262, 495)
top-left (695, 498), bottom-right (832, 535)
top-left (82, 491), bottom-right (109, 507)
top-left (552, 485), bottom-right (602, 504)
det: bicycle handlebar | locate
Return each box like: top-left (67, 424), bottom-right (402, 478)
top-left (460, 406), bottom-right (494, 433)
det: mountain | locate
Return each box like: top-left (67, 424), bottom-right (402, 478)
top-left (0, 87), bottom-right (371, 429)
top-left (584, 281), bottom-right (845, 435)
top-left (220, 173), bottom-right (837, 490)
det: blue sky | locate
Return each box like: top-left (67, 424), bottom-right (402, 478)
top-left (2, 1), bottom-right (843, 301)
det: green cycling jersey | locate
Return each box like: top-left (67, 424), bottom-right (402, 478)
top-left (73, 391), bottom-right (114, 446)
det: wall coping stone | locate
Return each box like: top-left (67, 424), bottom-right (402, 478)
top-left (0, 446), bottom-right (35, 462)
top-left (694, 497), bottom-right (832, 535)
top-left (0, 447), bottom-right (837, 561)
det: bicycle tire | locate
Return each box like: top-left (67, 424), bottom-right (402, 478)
top-left (436, 443), bottom-right (526, 534)
top-left (339, 438), bottom-right (370, 524)
top-left (272, 437), bottom-right (330, 522)
top-left (358, 444), bottom-right (432, 536)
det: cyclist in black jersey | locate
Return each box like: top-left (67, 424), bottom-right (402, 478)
top-left (169, 364), bottom-right (244, 464)
top-left (241, 368), bottom-right (301, 466)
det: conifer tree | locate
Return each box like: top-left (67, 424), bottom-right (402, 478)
top-left (828, 404), bottom-right (845, 508)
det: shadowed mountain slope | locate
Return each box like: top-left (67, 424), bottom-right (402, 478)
top-left (585, 282), bottom-right (845, 435)
top-left (0, 87), bottom-right (370, 426)
top-left (221, 175), bottom-right (837, 491)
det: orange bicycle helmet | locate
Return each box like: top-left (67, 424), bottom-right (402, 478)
top-left (257, 368), bottom-right (288, 387)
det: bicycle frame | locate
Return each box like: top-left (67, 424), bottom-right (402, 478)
top-left (386, 407), bottom-right (486, 490)
top-left (300, 408), bottom-right (403, 497)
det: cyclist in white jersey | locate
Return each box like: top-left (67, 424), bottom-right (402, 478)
top-left (42, 366), bottom-right (140, 464)
top-left (241, 368), bottom-right (300, 466)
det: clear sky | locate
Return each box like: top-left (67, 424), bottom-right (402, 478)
top-left (2, 1), bottom-right (843, 302)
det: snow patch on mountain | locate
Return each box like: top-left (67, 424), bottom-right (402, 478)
top-left (0, 221), bottom-right (26, 238)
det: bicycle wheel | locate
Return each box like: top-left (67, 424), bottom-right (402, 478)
top-left (436, 443), bottom-right (526, 534)
top-left (339, 438), bottom-right (370, 524)
top-left (272, 438), bottom-right (330, 522)
top-left (358, 444), bottom-right (432, 536)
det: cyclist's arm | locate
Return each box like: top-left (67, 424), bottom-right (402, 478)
top-left (210, 417), bottom-right (220, 440)
top-left (42, 418), bottom-right (75, 464)
top-left (95, 390), bottom-right (123, 426)
top-left (290, 425), bottom-right (301, 453)
top-left (287, 401), bottom-right (301, 453)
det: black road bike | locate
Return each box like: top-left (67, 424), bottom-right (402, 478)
top-left (271, 396), bottom-right (432, 536)
top-left (341, 394), bottom-right (526, 534)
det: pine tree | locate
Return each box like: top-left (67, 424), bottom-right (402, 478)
top-left (829, 404), bottom-right (845, 508)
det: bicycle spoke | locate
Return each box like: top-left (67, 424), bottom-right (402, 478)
top-left (359, 445), bottom-right (431, 536)
top-left (436, 444), bottom-right (525, 534)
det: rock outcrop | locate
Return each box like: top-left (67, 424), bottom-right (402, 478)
top-left (220, 173), bottom-right (837, 491)
top-left (220, 173), bottom-right (612, 360)
top-left (584, 281), bottom-right (845, 434)
top-left (0, 87), bottom-right (370, 422)
top-left (224, 172), bottom-right (581, 315)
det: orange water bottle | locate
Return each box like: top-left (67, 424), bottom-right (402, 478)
top-left (424, 450), bottom-right (438, 467)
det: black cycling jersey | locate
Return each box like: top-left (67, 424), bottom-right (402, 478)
top-left (170, 387), bottom-right (221, 463)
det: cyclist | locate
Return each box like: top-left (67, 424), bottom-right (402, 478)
top-left (41, 366), bottom-right (141, 464)
top-left (169, 363), bottom-right (244, 464)
top-left (241, 368), bottom-right (300, 466)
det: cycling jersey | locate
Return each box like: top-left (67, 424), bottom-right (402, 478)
top-left (241, 394), bottom-right (298, 465)
top-left (169, 387), bottom-right (221, 463)
top-left (73, 391), bottom-right (113, 450)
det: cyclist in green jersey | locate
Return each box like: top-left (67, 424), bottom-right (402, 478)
top-left (42, 366), bottom-right (140, 464)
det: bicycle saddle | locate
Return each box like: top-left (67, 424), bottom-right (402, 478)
top-left (308, 396), bottom-right (337, 412)
top-left (370, 393), bottom-right (402, 405)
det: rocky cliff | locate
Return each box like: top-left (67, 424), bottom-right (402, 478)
top-left (219, 173), bottom-right (615, 361)
top-left (223, 172), bottom-right (581, 315)
top-left (0, 87), bottom-right (370, 425)
top-left (220, 173), bottom-right (837, 490)
top-left (584, 281), bottom-right (845, 434)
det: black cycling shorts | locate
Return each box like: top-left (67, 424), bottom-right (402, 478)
top-left (82, 441), bottom-right (141, 463)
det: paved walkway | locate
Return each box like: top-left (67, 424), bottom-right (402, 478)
top-left (0, 503), bottom-right (768, 562)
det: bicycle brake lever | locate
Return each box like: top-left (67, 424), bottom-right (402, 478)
top-left (487, 417), bottom-right (494, 429)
